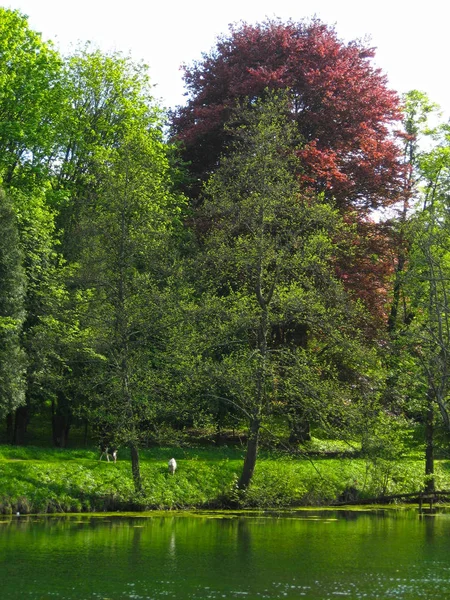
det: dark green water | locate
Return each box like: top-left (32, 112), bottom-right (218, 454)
top-left (1, 509), bottom-right (450, 599)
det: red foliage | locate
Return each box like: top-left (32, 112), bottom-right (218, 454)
top-left (334, 215), bottom-right (397, 334)
top-left (172, 19), bottom-right (403, 213)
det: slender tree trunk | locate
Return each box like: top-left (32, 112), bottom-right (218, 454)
top-left (387, 253), bottom-right (406, 333)
top-left (51, 396), bottom-right (71, 448)
top-left (59, 422), bottom-right (71, 448)
top-left (6, 413), bottom-right (13, 444)
top-left (215, 421), bottom-right (223, 446)
top-left (115, 194), bottom-right (144, 495)
top-left (130, 443), bottom-right (142, 493)
top-left (238, 218), bottom-right (270, 491)
top-left (238, 416), bottom-right (260, 490)
top-left (13, 404), bottom-right (29, 445)
top-left (387, 198), bottom-right (410, 334)
top-left (425, 389), bottom-right (435, 493)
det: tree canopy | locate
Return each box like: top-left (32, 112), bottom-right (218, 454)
top-left (172, 18), bottom-right (403, 212)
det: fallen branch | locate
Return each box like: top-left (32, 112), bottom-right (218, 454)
top-left (332, 490), bottom-right (450, 507)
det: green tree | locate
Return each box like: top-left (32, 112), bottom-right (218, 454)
top-left (0, 8), bottom-right (63, 188)
top-left (5, 187), bottom-right (63, 443)
top-left (78, 121), bottom-right (183, 492)
top-left (197, 93), bottom-right (376, 489)
top-left (401, 138), bottom-right (450, 490)
top-left (0, 190), bottom-right (26, 421)
top-left (387, 90), bottom-right (441, 335)
top-left (34, 47), bottom-right (167, 447)
top-left (384, 98), bottom-right (450, 492)
top-left (53, 46), bottom-right (156, 260)
top-left (0, 9), bottom-right (75, 443)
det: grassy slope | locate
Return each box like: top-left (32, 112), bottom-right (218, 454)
top-left (0, 444), bottom-right (448, 514)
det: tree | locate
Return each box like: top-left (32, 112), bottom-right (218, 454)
top-left (400, 138), bottom-right (450, 491)
top-left (387, 90), bottom-right (441, 334)
top-left (197, 93), bottom-right (377, 490)
top-left (172, 19), bottom-right (405, 330)
top-left (5, 186), bottom-right (68, 445)
top-left (0, 13), bottom-right (189, 450)
top-left (52, 46), bottom-right (157, 261)
top-left (77, 120), bottom-right (183, 492)
top-left (33, 47), bottom-right (168, 447)
top-left (0, 190), bottom-right (26, 422)
top-left (172, 18), bottom-right (403, 213)
top-left (0, 9), bottom-right (63, 188)
top-left (383, 93), bottom-right (447, 492)
top-left (0, 9), bottom-right (77, 444)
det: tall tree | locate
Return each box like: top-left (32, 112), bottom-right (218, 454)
top-left (5, 186), bottom-right (67, 444)
top-left (197, 93), bottom-right (376, 489)
top-left (0, 9), bottom-right (74, 443)
top-left (38, 47), bottom-right (165, 446)
top-left (78, 121), bottom-right (183, 492)
top-left (387, 90), bottom-right (441, 334)
top-left (0, 190), bottom-right (26, 422)
top-left (383, 93), bottom-right (445, 491)
top-left (401, 137), bottom-right (450, 490)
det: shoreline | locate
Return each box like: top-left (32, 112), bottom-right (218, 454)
top-left (0, 443), bottom-right (446, 515)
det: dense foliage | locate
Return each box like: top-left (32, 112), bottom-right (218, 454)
top-left (171, 18), bottom-right (403, 212)
top-left (1, 8), bottom-right (450, 501)
top-left (171, 19), bottom-right (406, 326)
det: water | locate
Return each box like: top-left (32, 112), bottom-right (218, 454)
top-left (1, 509), bottom-right (450, 599)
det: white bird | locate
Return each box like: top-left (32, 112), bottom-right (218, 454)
top-left (168, 458), bottom-right (177, 475)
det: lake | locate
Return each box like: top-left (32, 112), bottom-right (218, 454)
top-left (1, 508), bottom-right (450, 599)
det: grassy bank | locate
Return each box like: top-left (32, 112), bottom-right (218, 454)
top-left (0, 444), bottom-right (448, 514)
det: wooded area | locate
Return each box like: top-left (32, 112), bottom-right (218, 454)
top-left (2, 9), bottom-right (450, 497)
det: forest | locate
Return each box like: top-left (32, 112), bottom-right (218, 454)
top-left (1, 7), bottom-right (450, 507)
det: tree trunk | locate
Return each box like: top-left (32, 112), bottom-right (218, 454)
top-left (387, 251), bottom-right (407, 333)
top-left (238, 416), bottom-right (260, 490)
top-left (425, 390), bottom-right (435, 493)
top-left (13, 404), bottom-right (29, 445)
top-left (83, 419), bottom-right (89, 446)
top-left (6, 413), bottom-right (13, 444)
top-left (130, 443), bottom-right (142, 493)
top-left (51, 396), bottom-right (71, 448)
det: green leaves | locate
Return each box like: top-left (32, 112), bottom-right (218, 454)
top-left (188, 92), bottom-right (379, 486)
top-left (0, 190), bottom-right (26, 418)
top-left (0, 9), bottom-right (63, 186)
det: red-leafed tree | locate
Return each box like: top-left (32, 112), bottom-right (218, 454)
top-left (172, 18), bottom-right (403, 214)
top-left (172, 19), bottom-right (405, 328)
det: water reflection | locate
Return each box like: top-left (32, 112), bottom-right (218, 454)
top-left (2, 509), bottom-right (450, 599)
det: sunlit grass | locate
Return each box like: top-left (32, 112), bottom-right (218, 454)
top-left (0, 444), bottom-right (448, 514)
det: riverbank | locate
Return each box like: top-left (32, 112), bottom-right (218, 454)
top-left (0, 444), bottom-right (447, 513)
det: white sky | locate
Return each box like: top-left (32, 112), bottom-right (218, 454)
top-left (4, 0), bottom-right (450, 119)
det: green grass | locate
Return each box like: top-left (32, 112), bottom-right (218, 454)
top-left (0, 444), bottom-right (448, 514)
